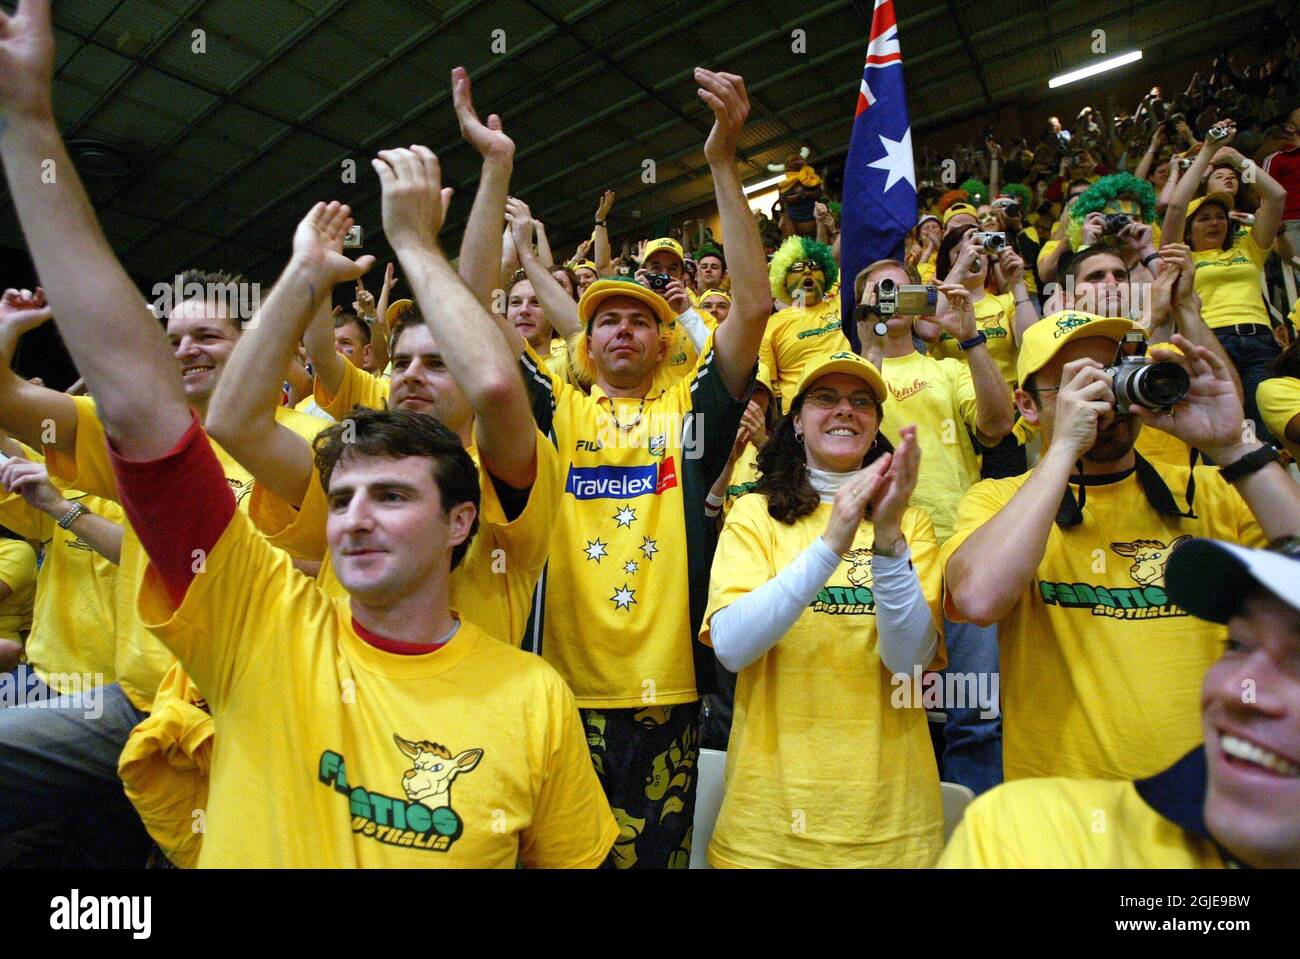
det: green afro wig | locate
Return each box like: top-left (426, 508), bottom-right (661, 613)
top-left (1067, 173), bottom-right (1158, 249)
top-left (960, 178), bottom-right (990, 206)
top-left (694, 241), bottom-right (725, 266)
top-left (827, 200), bottom-right (842, 217)
top-left (768, 235), bottom-right (838, 301)
top-left (1002, 182), bottom-right (1032, 210)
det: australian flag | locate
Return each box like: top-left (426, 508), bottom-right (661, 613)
top-left (841, 0), bottom-right (917, 349)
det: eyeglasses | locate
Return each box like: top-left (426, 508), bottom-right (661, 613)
top-left (804, 389), bottom-right (875, 411)
top-left (788, 261), bottom-right (823, 274)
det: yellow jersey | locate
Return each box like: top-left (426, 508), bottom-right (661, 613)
top-left (0, 444), bottom-right (120, 691)
top-left (929, 291), bottom-right (1019, 387)
top-left (1191, 232), bottom-right (1270, 330)
top-left (878, 351), bottom-right (983, 544)
top-left (701, 497), bottom-right (945, 868)
top-left (939, 749), bottom-right (1223, 868)
top-left (941, 456), bottom-right (1265, 782)
top-left (520, 336), bottom-right (748, 708)
top-left (0, 538), bottom-right (36, 643)
top-left (1256, 376), bottom-right (1300, 461)
top-left (133, 503), bottom-right (617, 868)
top-left (721, 442), bottom-right (761, 518)
top-left (43, 395), bottom-right (329, 710)
top-left (759, 298), bottom-right (850, 409)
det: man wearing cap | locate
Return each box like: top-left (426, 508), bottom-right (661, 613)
top-left (856, 259), bottom-right (1014, 792)
top-left (699, 289), bottom-right (731, 325)
top-left (943, 311), bottom-right (1299, 784)
top-left (941, 535), bottom-right (1300, 868)
top-left (635, 237), bottom-right (711, 384)
top-left (942, 204), bottom-right (978, 235)
top-left (517, 68), bottom-right (770, 868)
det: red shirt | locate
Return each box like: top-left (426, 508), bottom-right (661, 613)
top-left (1263, 145), bottom-right (1300, 221)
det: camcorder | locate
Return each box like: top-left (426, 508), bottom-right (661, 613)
top-left (974, 231), bottom-right (1006, 253)
top-left (1106, 334), bottom-right (1190, 413)
top-left (858, 278), bottom-right (937, 336)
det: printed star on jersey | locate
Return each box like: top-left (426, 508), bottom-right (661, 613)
top-left (612, 504), bottom-right (637, 528)
top-left (583, 539), bottom-right (608, 563)
top-left (623, 559), bottom-right (639, 576)
top-left (609, 583), bottom-right (637, 611)
top-left (639, 536), bottom-right (658, 560)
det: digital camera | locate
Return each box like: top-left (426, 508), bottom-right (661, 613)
top-left (974, 231), bottom-right (1006, 253)
top-left (646, 273), bottom-right (671, 292)
top-left (1102, 213), bottom-right (1132, 236)
top-left (1106, 356), bottom-right (1190, 412)
top-left (343, 225), bottom-right (364, 248)
top-left (1206, 123), bottom-right (1232, 142)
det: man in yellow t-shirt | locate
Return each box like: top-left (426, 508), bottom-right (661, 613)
top-left (855, 258), bottom-right (1015, 794)
top-left (1256, 372), bottom-right (1300, 462)
top-left (942, 312), bottom-right (1294, 783)
top-left (0, 276), bottom-right (325, 867)
top-left (514, 67), bottom-right (771, 869)
top-left (760, 234), bottom-right (847, 411)
top-left (0, 538), bottom-right (35, 648)
top-left (941, 538), bottom-right (1300, 868)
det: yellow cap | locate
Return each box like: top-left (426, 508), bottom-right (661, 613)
top-left (792, 349), bottom-right (888, 406)
top-left (942, 203), bottom-right (979, 227)
top-left (572, 259), bottom-right (598, 273)
top-left (1016, 311), bottom-right (1138, 385)
top-left (385, 298), bottom-right (415, 326)
top-left (1187, 191), bottom-right (1235, 219)
top-left (578, 278), bottom-right (675, 329)
top-left (642, 237), bottom-right (685, 267)
top-left (699, 288), bottom-right (731, 303)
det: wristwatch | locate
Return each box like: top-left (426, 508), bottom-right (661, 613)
top-left (56, 501), bottom-right (89, 530)
top-left (872, 535), bottom-right (907, 558)
top-left (958, 331), bottom-right (987, 351)
top-left (1219, 444), bottom-right (1281, 484)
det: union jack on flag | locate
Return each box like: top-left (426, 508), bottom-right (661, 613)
top-left (841, 0), bottom-right (917, 347)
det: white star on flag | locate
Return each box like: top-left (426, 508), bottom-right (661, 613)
top-left (609, 583), bottom-right (637, 611)
top-left (583, 539), bottom-right (608, 563)
top-left (866, 128), bottom-right (915, 193)
top-left (639, 536), bottom-right (658, 560)
top-left (623, 559), bottom-right (639, 575)
top-left (612, 505), bottom-right (637, 528)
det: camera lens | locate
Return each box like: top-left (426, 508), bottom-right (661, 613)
top-left (877, 278), bottom-right (896, 295)
top-left (1131, 362), bottom-right (1190, 409)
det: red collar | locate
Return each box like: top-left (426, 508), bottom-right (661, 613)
top-left (351, 617), bottom-right (452, 655)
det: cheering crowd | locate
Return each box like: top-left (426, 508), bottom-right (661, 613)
top-left (0, 0), bottom-right (1299, 870)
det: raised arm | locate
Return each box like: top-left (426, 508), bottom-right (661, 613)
top-left (452, 65), bottom-right (514, 310)
top-left (1161, 129), bottom-right (1221, 249)
top-left (0, 457), bottom-right (122, 564)
top-left (593, 190), bottom-right (615, 274)
top-left (533, 218), bottom-right (554, 269)
top-left (303, 298), bottom-right (347, 399)
top-left (374, 145), bottom-right (537, 489)
top-left (936, 284), bottom-right (1013, 442)
top-left (0, 289), bottom-right (78, 453)
top-left (0, 0), bottom-right (185, 459)
top-left (696, 69), bottom-right (771, 398)
top-left (509, 197), bottom-right (581, 340)
top-left (208, 202), bottom-right (373, 506)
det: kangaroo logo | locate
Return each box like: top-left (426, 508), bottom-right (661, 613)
top-left (1109, 536), bottom-right (1192, 588)
top-left (1053, 313), bottom-right (1090, 337)
top-left (393, 735), bottom-right (483, 810)
top-left (844, 547), bottom-right (874, 588)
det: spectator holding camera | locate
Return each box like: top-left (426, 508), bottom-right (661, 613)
top-left (1163, 120), bottom-right (1288, 446)
top-left (942, 535), bottom-right (1300, 868)
top-left (701, 352), bottom-right (945, 866)
top-left (943, 310), bottom-right (1299, 786)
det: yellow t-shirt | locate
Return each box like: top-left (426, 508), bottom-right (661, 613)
top-left (879, 351), bottom-right (983, 544)
top-left (43, 395), bottom-right (329, 710)
top-left (0, 539), bottom-right (37, 643)
top-left (656, 319), bottom-right (701, 387)
top-left (916, 260), bottom-right (936, 285)
top-left (1256, 376), bottom-right (1300, 462)
top-left (929, 291), bottom-right (1019, 388)
top-left (701, 498), bottom-right (945, 868)
top-left (315, 360), bottom-right (390, 417)
top-left (520, 336), bottom-right (747, 708)
top-left (722, 442), bottom-right (761, 518)
top-left (941, 459), bottom-right (1265, 782)
top-left (1190, 232), bottom-right (1270, 330)
top-left (938, 775), bottom-right (1222, 868)
top-left (0, 445), bottom-right (120, 691)
top-left (1036, 238), bottom-right (1063, 279)
top-left (759, 298), bottom-right (850, 409)
top-left (133, 502), bottom-right (617, 868)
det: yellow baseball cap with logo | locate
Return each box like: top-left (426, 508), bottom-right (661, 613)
top-left (793, 350), bottom-right (888, 406)
top-left (385, 298), bottom-right (415, 326)
top-left (577, 278), bottom-right (676, 329)
top-left (1186, 191), bottom-right (1235, 219)
top-left (642, 237), bottom-right (685, 267)
top-left (1016, 310), bottom-right (1138, 385)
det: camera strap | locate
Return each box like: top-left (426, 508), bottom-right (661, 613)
top-left (1055, 452), bottom-right (1198, 528)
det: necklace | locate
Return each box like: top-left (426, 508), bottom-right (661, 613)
top-left (607, 395), bottom-right (647, 433)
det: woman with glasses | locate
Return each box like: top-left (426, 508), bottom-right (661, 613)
top-left (700, 352), bottom-right (946, 867)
